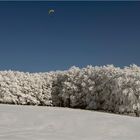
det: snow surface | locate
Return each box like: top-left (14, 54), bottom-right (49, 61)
top-left (0, 104), bottom-right (140, 140)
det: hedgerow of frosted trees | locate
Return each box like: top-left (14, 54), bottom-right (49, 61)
top-left (1, 64), bottom-right (140, 116)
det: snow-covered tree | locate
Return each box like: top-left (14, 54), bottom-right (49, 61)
top-left (1, 65), bottom-right (140, 116)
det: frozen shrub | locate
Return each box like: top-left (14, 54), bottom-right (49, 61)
top-left (51, 64), bottom-right (140, 116)
top-left (0, 71), bottom-right (53, 106)
top-left (1, 64), bottom-right (140, 116)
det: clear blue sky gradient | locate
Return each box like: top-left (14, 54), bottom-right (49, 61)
top-left (0, 1), bottom-right (140, 72)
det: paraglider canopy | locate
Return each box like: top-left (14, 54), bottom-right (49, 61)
top-left (48, 9), bottom-right (55, 15)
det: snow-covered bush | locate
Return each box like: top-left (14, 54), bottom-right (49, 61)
top-left (0, 71), bottom-right (53, 106)
top-left (1, 64), bottom-right (140, 116)
top-left (51, 65), bottom-right (140, 116)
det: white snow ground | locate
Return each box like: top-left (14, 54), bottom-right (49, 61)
top-left (0, 104), bottom-right (140, 140)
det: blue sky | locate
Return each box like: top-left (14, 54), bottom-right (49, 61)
top-left (0, 1), bottom-right (140, 72)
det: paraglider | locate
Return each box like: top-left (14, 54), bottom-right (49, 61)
top-left (48, 9), bottom-right (55, 15)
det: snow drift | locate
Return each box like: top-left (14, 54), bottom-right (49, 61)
top-left (1, 104), bottom-right (140, 140)
top-left (1, 64), bottom-right (140, 116)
